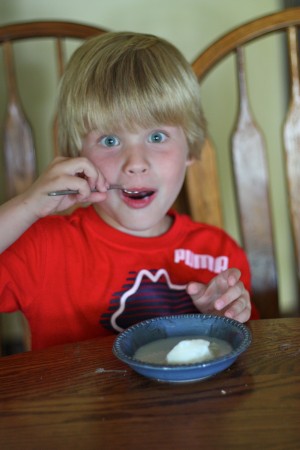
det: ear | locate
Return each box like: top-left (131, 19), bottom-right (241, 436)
top-left (185, 156), bottom-right (195, 167)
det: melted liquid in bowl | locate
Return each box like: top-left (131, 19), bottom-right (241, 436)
top-left (134, 335), bottom-right (232, 365)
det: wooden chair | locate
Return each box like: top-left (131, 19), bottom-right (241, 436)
top-left (0, 21), bottom-right (108, 199)
top-left (0, 21), bottom-right (108, 354)
top-left (182, 8), bottom-right (300, 319)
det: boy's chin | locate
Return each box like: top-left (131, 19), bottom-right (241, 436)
top-left (94, 204), bottom-right (173, 236)
top-left (117, 216), bottom-right (172, 237)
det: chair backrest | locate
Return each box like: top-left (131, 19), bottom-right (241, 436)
top-left (0, 21), bottom-right (108, 354)
top-left (184, 8), bottom-right (300, 318)
top-left (0, 21), bottom-right (107, 200)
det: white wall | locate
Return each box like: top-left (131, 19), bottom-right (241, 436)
top-left (0, 0), bottom-right (283, 57)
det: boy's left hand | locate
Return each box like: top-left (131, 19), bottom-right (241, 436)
top-left (186, 268), bottom-right (251, 323)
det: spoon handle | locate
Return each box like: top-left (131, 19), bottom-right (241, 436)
top-left (48, 184), bottom-right (123, 196)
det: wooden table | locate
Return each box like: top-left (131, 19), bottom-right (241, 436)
top-left (0, 318), bottom-right (299, 450)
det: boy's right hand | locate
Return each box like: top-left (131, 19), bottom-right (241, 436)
top-left (22, 156), bottom-right (109, 219)
top-left (1, 156), bottom-right (110, 253)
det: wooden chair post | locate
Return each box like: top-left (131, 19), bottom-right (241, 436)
top-left (191, 8), bottom-right (300, 317)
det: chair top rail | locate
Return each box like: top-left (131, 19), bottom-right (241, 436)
top-left (193, 7), bottom-right (300, 79)
top-left (0, 20), bottom-right (107, 42)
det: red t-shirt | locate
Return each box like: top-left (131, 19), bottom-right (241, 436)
top-left (0, 206), bottom-right (258, 350)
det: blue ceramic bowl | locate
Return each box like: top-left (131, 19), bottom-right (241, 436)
top-left (113, 314), bottom-right (252, 382)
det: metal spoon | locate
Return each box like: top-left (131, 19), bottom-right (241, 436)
top-left (47, 184), bottom-right (139, 196)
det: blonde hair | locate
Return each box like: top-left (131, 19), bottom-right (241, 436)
top-left (58, 31), bottom-right (206, 158)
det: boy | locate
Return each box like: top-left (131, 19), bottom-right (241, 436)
top-left (0, 32), bottom-right (257, 350)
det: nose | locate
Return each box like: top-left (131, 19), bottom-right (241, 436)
top-left (122, 146), bottom-right (149, 175)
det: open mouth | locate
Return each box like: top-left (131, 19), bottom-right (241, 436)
top-left (122, 189), bottom-right (155, 200)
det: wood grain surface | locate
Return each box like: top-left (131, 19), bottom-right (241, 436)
top-left (231, 47), bottom-right (279, 318)
top-left (0, 318), bottom-right (299, 450)
top-left (3, 40), bottom-right (36, 199)
top-left (284, 26), bottom-right (300, 278)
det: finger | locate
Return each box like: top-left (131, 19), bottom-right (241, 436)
top-left (225, 301), bottom-right (251, 323)
top-left (187, 288), bottom-right (215, 314)
top-left (186, 282), bottom-right (204, 296)
top-left (214, 280), bottom-right (245, 311)
top-left (75, 166), bottom-right (107, 193)
top-left (46, 174), bottom-right (90, 195)
top-left (81, 191), bottom-right (108, 203)
top-left (76, 165), bottom-right (107, 193)
top-left (221, 287), bottom-right (250, 320)
top-left (223, 294), bottom-right (246, 316)
top-left (48, 153), bottom-right (109, 196)
top-left (225, 268), bottom-right (241, 287)
top-left (186, 282), bottom-right (209, 311)
top-left (52, 156), bottom-right (104, 190)
top-left (199, 269), bottom-right (241, 304)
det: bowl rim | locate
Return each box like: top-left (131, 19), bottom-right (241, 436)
top-left (112, 313), bottom-right (252, 370)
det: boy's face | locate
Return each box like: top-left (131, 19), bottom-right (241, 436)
top-left (81, 124), bottom-right (192, 237)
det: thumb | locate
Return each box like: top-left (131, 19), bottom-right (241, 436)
top-left (186, 281), bottom-right (206, 298)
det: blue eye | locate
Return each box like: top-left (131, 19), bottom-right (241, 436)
top-left (148, 131), bottom-right (167, 143)
top-left (100, 135), bottom-right (120, 147)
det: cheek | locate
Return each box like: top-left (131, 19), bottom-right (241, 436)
top-left (82, 149), bottom-right (115, 171)
top-left (163, 156), bottom-right (188, 187)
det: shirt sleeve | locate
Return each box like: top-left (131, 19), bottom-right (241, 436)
top-left (0, 222), bottom-right (47, 313)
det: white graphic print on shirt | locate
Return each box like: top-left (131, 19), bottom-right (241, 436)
top-left (100, 251), bottom-right (229, 333)
top-left (100, 268), bottom-right (195, 332)
top-left (174, 249), bottom-right (228, 273)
